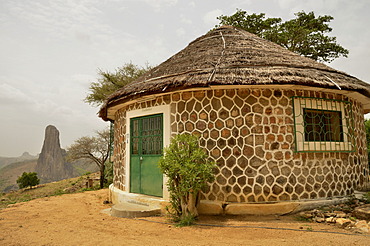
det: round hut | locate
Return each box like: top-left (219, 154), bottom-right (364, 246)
top-left (100, 26), bottom-right (370, 215)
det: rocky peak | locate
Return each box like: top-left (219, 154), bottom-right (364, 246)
top-left (35, 125), bottom-right (73, 183)
top-left (21, 152), bottom-right (31, 157)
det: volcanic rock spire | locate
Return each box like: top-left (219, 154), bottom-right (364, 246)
top-left (35, 125), bottom-right (73, 183)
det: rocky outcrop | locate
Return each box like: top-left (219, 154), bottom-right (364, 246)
top-left (35, 125), bottom-right (73, 183)
top-left (298, 199), bottom-right (370, 233)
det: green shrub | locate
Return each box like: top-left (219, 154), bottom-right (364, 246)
top-left (363, 192), bottom-right (370, 204)
top-left (176, 214), bottom-right (196, 227)
top-left (159, 133), bottom-right (215, 225)
top-left (104, 161), bottom-right (113, 188)
top-left (16, 172), bottom-right (40, 189)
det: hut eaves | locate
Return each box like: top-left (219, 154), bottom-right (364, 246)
top-left (99, 26), bottom-right (370, 121)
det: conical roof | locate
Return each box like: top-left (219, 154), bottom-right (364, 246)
top-left (100, 26), bottom-right (370, 120)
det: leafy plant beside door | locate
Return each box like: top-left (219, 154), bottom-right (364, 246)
top-left (159, 133), bottom-right (215, 225)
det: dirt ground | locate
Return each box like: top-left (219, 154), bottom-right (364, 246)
top-left (0, 189), bottom-right (369, 246)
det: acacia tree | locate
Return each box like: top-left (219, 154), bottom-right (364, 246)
top-left (85, 62), bottom-right (151, 107)
top-left (67, 129), bottom-right (110, 189)
top-left (216, 10), bottom-right (349, 62)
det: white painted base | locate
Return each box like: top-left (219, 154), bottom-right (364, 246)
top-left (110, 184), bottom-right (350, 216)
top-left (109, 184), bottom-right (167, 209)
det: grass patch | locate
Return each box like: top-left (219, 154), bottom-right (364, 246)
top-left (363, 192), bottom-right (370, 204)
top-left (176, 215), bottom-right (196, 227)
top-left (295, 216), bottom-right (311, 222)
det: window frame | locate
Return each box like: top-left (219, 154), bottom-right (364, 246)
top-left (292, 96), bottom-right (355, 153)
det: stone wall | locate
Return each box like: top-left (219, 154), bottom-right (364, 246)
top-left (112, 87), bottom-right (369, 203)
top-left (112, 109), bottom-right (126, 191)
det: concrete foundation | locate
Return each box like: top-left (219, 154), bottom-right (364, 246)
top-left (109, 184), bottom-right (350, 217)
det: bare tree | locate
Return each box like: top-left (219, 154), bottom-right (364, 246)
top-left (67, 128), bottom-right (110, 188)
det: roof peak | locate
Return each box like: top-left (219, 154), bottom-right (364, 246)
top-left (99, 25), bottom-right (370, 120)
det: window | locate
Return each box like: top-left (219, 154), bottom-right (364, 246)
top-left (130, 114), bottom-right (163, 155)
top-left (303, 109), bottom-right (343, 142)
top-left (292, 96), bottom-right (355, 152)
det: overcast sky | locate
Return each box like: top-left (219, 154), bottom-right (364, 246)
top-left (1, 0), bottom-right (369, 157)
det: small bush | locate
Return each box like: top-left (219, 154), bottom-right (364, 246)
top-left (16, 172), bottom-right (40, 189)
top-left (362, 192), bottom-right (370, 204)
top-left (159, 133), bottom-right (215, 226)
top-left (104, 161), bottom-right (113, 187)
top-left (176, 214), bottom-right (196, 227)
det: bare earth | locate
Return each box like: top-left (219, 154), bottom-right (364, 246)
top-left (1, 189), bottom-right (369, 246)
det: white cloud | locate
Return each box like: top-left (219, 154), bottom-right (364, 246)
top-left (0, 83), bottom-right (34, 105)
top-left (232, 0), bottom-right (252, 6)
top-left (275, 0), bottom-right (296, 9)
top-left (4, 0), bottom-right (117, 44)
top-left (180, 14), bottom-right (192, 24)
top-left (274, 0), bottom-right (362, 16)
top-left (176, 27), bottom-right (186, 37)
top-left (71, 74), bottom-right (95, 87)
top-left (203, 9), bottom-right (223, 25)
top-left (141, 0), bottom-right (178, 12)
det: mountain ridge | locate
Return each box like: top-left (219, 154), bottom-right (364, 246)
top-left (0, 152), bottom-right (38, 169)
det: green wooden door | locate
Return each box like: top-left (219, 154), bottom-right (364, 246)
top-left (130, 114), bottom-right (163, 197)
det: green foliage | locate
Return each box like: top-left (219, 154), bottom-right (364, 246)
top-left (216, 9), bottom-right (349, 62)
top-left (176, 214), bottom-right (196, 227)
top-left (363, 192), bottom-right (370, 204)
top-left (85, 62), bottom-right (152, 107)
top-left (295, 216), bottom-right (311, 222)
top-left (103, 161), bottom-right (113, 188)
top-left (16, 172), bottom-right (40, 189)
top-left (159, 134), bottom-right (215, 225)
top-left (217, 10), bottom-right (281, 36)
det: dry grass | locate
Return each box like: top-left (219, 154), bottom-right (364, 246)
top-left (0, 172), bottom-right (100, 209)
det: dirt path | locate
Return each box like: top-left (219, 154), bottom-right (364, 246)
top-left (0, 189), bottom-right (369, 246)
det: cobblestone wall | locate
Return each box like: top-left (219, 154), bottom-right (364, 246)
top-left (112, 88), bottom-right (369, 202)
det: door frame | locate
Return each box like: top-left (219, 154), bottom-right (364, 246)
top-left (125, 105), bottom-right (171, 199)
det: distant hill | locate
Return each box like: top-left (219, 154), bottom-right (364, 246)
top-left (0, 159), bottom-right (38, 192)
top-left (0, 125), bottom-right (100, 192)
top-left (0, 152), bottom-right (38, 169)
top-left (0, 158), bottom-right (98, 192)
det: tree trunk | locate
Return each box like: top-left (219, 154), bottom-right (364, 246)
top-left (99, 164), bottom-right (105, 189)
top-left (187, 192), bottom-right (198, 217)
top-left (181, 192), bottom-right (198, 218)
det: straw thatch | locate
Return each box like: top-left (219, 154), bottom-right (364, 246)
top-left (99, 26), bottom-right (370, 120)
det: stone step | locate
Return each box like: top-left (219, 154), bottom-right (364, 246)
top-left (354, 190), bottom-right (368, 199)
top-left (353, 204), bottom-right (370, 220)
top-left (110, 202), bottom-right (161, 218)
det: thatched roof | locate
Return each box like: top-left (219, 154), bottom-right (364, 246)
top-left (100, 26), bottom-right (370, 120)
